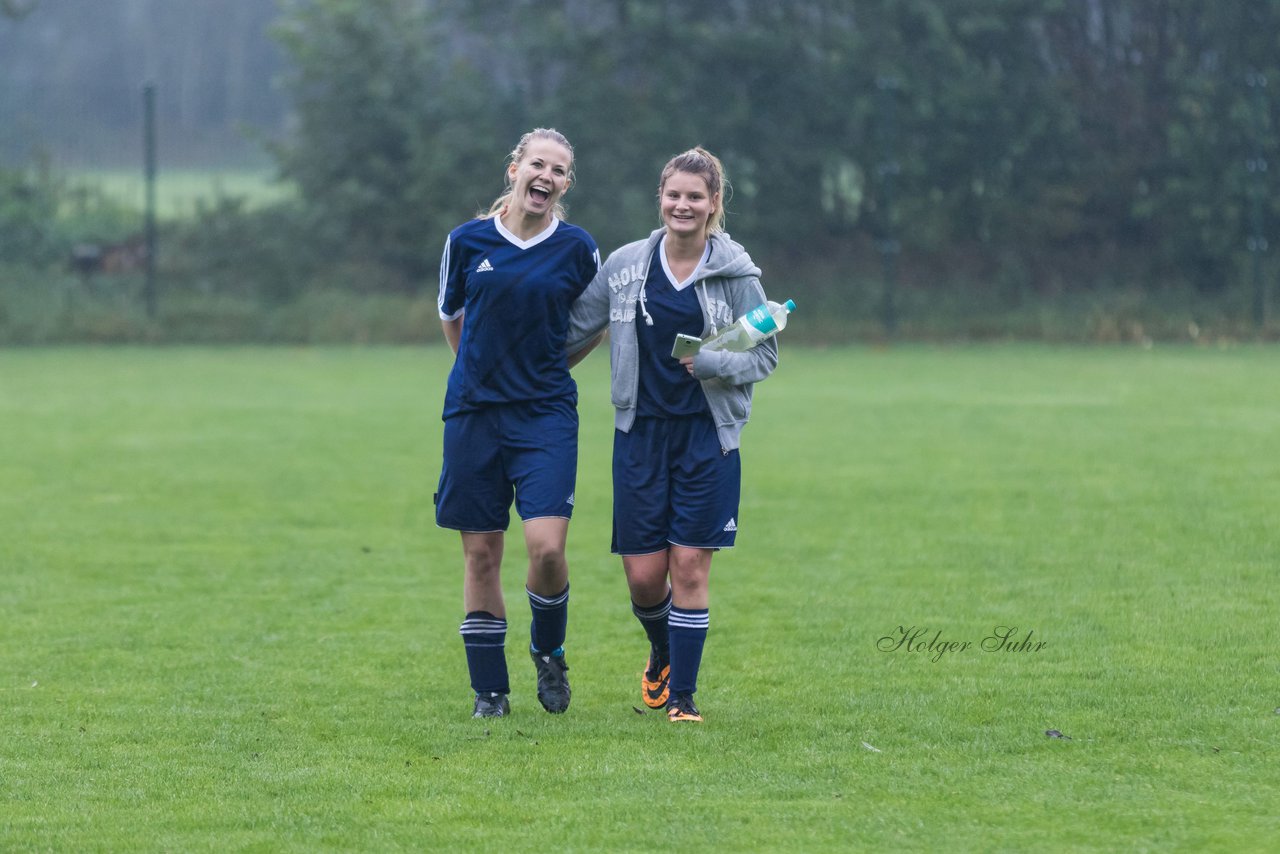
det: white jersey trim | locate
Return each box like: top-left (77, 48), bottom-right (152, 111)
top-left (494, 215), bottom-right (561, 250)
top-left (659, 237), bottom-right (711, 291)
top-left (437, 235), bottom-right (464, 321)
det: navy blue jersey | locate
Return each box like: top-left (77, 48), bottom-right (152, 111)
top-left (439, 217), bottom-right (599, 416)
top-left (636, 242), bottom-right (710, 417)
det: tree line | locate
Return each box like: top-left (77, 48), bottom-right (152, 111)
top-left (274, 0), bottom-right (1277, 305)
top-left (3, 0), bottom-right (1277, 315)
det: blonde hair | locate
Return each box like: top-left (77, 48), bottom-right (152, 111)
top-left (482, 128), bottom-right (575, 220)
top-left (658, 146), bottom-right (731, 237)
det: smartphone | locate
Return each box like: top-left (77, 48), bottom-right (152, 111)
top-left (671, 333), bottom-right (702, 359)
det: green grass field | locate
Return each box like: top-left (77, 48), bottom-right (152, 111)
top-left (69, 168), bottom-right (294, 219)
top-left (2, 345), bottom-right (1277, 851)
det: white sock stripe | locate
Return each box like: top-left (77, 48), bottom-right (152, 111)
top-left (460, 619), bottom-right (508, 634)
top-left (668, 619), bottom-right (710, 630)
top-left (462, 640), bottom-right (506, 648)
top-left (526, 587), bottom-right (569, 608)
top-left (668, 613), bottom-right (710, 629)
top-left (632, 601), bottom-right (672, 619)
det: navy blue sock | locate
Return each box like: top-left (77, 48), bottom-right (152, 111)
top-left (668, 606), bottom-right (709, 696)
top-left (527, 584), bottom-right (569, 655)
top-left (632, 589), bottom-right (672, 669)
top-left (460, 611), bottom-right (509, 695)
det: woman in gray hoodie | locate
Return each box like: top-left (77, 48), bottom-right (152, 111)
top-left (566, 147), bottom-right (779, 722)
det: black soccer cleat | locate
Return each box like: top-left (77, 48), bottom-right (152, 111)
top-left (530, 648), bottom-right (571, 713)
top-left (472, 692), bottom-right (510, 718)
top-left (666, 692), bottom-right (703, 723)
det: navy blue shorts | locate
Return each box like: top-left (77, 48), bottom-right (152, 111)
top-left (436, 398), bottom-right (578, 532)
top-left (611, 415), bottom-right (740, 555)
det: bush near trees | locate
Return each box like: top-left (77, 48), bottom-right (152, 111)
top-left (0, 162), bottom-right (60, 266)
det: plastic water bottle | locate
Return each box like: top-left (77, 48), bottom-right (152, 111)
top-left (700, 299), bottom-right (796, 352)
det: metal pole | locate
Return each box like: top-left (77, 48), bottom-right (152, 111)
top-left (143, 82), bottom-right (158, 319)
top-left (1246, 72), bottom-right (1269, 330)
top-left (876, 75), bottom-right (900, 337)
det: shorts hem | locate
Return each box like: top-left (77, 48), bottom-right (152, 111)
top-left (436, 522), bottom-right (507, 534)
top-left (520, 514), bottom-right (572, 523)
top-left (668, 539), bottom-right (732, 551)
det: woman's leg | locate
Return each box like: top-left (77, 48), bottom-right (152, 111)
top-left (523, 517), bottom-right (570, 653)
top-left (624, 550), bottom-right (675, 707)
top-left (623, 549), bottom-right (672, 605)
top-left (522, 517), bottom-right (573, 712)
top-left (459, 532), bottom-right (509, 707)
top-left (462, 531), bottom-right (505, 615)
top-left (666, 545), bottom-right (713, 720)
top-left (668, 545), bottom-right (711, 610)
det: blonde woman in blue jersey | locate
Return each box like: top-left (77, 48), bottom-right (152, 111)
top-left (567, 148), bottom-right (779, 722)
top-left (437, 128), bottom-right (600, 718)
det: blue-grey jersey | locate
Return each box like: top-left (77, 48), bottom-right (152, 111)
top-left (439, 216), bottom-right (599, 417)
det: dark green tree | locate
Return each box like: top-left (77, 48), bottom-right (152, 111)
top-left (271, 0), bottom-right (1278, 300)
top-left (274, 0), bottom-right (520, 286)
top-left (1035, 1), bottom-right (1278, 291)
top-left (0, 0), bottom-right (38, 20)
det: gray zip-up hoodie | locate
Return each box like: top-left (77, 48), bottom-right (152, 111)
top-left (566, 228), bottom-right (779, 451)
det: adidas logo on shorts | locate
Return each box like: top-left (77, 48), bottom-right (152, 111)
top-left (722, 517), bottom-right (737, 532)
top-left (566, 492), bottom-right (575, 506)
top-left (476, 258), bottom-right (494, 272)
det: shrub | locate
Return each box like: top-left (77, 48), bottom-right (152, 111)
top-left (0, 163), bottom-right (60, 265)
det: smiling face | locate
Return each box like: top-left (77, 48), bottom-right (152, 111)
top-left (506, 138), bottom-right (573, 223)
top-left (660, 170), bottom-right (719, 240)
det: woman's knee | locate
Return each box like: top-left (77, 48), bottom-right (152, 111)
top-left (462, 535), bottom-right (504, 580)
top-left (668, 548), bottom-right (710, 595)
top-left (527, 540), bottom-right (567, 575)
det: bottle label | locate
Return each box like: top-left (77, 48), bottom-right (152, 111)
top-left (744, 304), bottom-right (777, 336)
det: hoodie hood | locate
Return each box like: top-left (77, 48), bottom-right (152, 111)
top-left (634, 228), bottom-right (760, 328)
top-left (637, 227), bottom-right (761, 281)
top-left (702, 231), bottom-right (761, 281)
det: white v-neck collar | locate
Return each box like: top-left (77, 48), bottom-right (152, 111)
top-left (659, 237), bottom-right (711, 291)
top-left (495, 215), bottom-right (560, 249)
